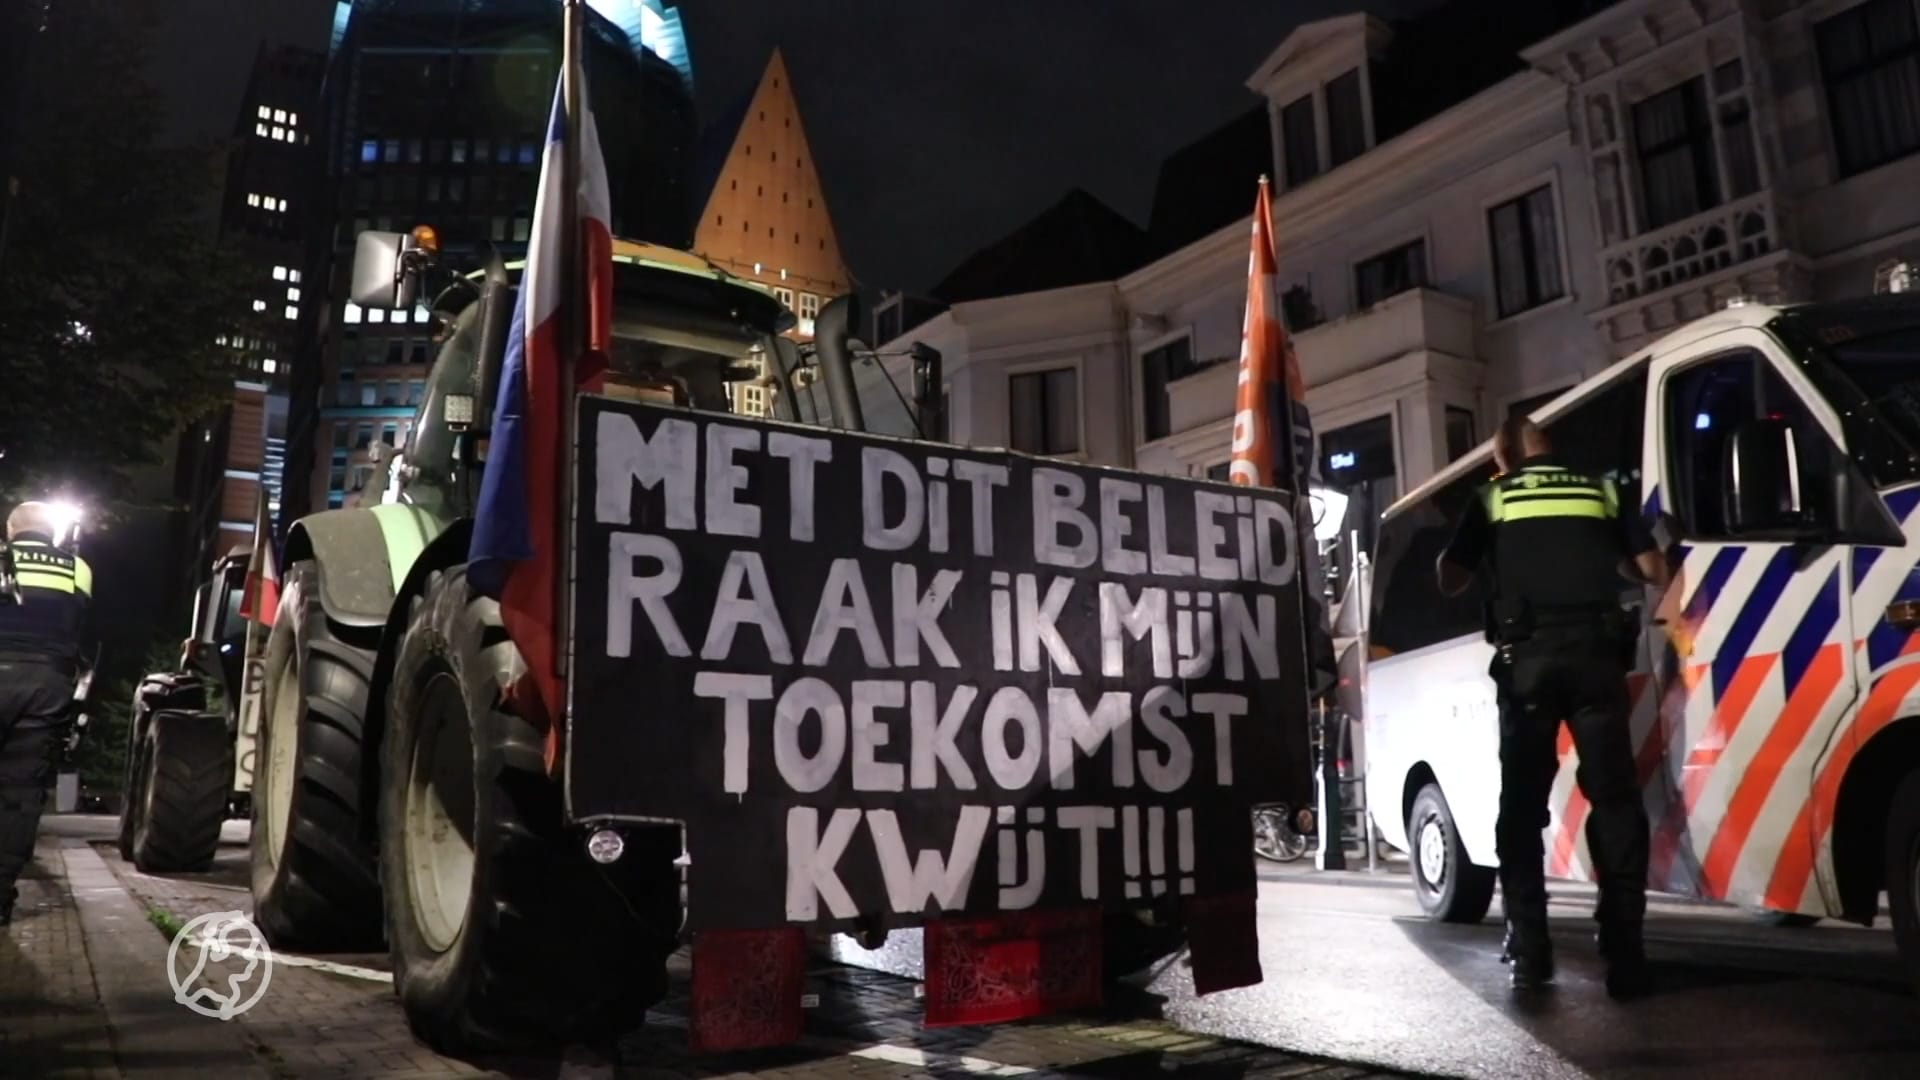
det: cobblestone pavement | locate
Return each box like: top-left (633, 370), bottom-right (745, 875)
top-left (5, 818), bottom-right (1443, 1079)
top-left (0, 839), bottom-right (118, 1079)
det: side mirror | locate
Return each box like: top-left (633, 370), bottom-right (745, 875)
top-left (351, 227), bottom-right (439, 311)
top-left (1724, 416), bottom-right (1812, 535)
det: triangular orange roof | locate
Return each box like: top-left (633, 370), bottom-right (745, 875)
top-left (690, 48), bottom-right (851, 336)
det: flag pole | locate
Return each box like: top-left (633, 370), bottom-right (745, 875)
top-left (555, 0), bottom-right (585, 684)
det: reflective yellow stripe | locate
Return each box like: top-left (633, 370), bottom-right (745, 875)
top-left (1495, 499), bottom-right (1612, 521)
top-left (17, 568), bottom-right (76, 593)
top-left (73, 557), bottom-right (91, 597)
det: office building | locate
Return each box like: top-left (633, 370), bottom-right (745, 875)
top-left (173, 43), bottom-right (324, 586)
top-left (280, 0), bottom-right (696, 522)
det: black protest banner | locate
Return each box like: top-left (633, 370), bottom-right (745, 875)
top-left (568, 395), bottom-right (1314, 932)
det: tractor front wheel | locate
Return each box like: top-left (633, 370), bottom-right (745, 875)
top-left (380, 564), bottom-right (680, 1054)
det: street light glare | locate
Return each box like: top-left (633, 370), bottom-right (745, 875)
top-left (48, 500), bottom-right (83, 545)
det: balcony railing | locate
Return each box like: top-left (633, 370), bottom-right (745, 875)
top-left (1600, 190), bottom-right (1785, 305)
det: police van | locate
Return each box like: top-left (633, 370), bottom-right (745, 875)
top-left (1360, 263), bottom-right (1920, 981)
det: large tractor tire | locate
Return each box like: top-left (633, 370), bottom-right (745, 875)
top-left (250, 560), bottom-right (383, 950)
top-left (381, 565), bottom-right (681, 1054)
top-left (128, 711), bottom-right (233, 874)
top-left (116, 699), bottom-right (145, 863)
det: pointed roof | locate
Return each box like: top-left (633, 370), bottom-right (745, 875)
top-left (689, 49), bottom-right (851, 303)
top-left (930, 189), bottom-right (1149, 305)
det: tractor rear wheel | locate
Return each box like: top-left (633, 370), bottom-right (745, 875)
top-left (249, 560), bottom-right (383, 950)
top-left (381, 564), bottom-right (680, 1054)
top-left (128, 710), bottom-right (232, 874)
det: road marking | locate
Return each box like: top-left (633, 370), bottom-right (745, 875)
top-left (178, 927), bottom-right (394, 984)
top-left (850, 1044), bottom-right (1035, 1075)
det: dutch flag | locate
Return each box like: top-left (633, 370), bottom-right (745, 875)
top-left (467, 68), bottom-right (613, 726)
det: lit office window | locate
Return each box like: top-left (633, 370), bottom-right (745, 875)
top-left (284, 305), bottom-right (298, 320)
top-left (287, 287), bottom-right (300, 302)
top-left (344, 302), bottom-right (364, 324)
top-left (273, 266), bottom-right (288, 281)
top-left (252, 299), bottom-right (266, 312)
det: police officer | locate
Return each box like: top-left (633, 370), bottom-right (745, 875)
top-left (0, 501), bottom-right (93, 927)
top-left (1435, 415), bottom-right (1668, 998)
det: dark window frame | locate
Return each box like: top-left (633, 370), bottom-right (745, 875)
top-left (1140, 334), bottom-right (1217, 443)
top-left (1631, 76), bottom-right (1722, 230)
top-left (1281, 94), bottom-right (1320, 188)
top-left (1487, 184), bottom-right (1567, 318)
top-left (1354, 238), bottom-right (1428, 309)
top-left (1008, 366), bottom-right (1081, 457)
top-left (1326, 68), bottom-right (1367, 167)
top-left (1815, 0), bottom-right (1920, 177)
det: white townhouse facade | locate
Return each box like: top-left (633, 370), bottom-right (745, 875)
top-left (855, 0), bottom-right (1920, 556)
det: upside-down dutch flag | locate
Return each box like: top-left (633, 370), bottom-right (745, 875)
top-left (467, 71), bottom-right (614, 731)
top-left (239, 489), bottom-right (280, 627)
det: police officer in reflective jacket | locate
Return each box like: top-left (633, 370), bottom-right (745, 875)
top-left (1436, 415), bottom-right (1669, 998)
top-left (0, 501), bottom-right (93, 927)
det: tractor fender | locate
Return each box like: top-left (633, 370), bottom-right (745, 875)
top-left (282, 505), bottom-right (446, 629)
top-left (356, 518), bottom-right (475, 846)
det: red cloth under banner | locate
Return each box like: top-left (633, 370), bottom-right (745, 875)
top-left (923, 908), bottom-right (1104, 1026)
top-left (688, 928), bottom-right (807, 1053)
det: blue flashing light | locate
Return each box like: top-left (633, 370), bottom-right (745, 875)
top-left (1695, 412), bottom-right (1712, 430)
top-left (1329, 451), bottom-right (1357, 470)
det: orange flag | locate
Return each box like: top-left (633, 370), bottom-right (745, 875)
top-left (1229, 176), bottom-right (1335, 697)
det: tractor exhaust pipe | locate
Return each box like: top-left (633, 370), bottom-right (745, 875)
top-left (812, 294), bottom-right (865, 432)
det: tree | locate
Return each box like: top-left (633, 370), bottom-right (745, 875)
top-left (0, 0), bottom-right (254, 509)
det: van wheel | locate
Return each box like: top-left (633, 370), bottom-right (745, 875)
top-left (1883, 770), bottom-right (1920, 990)
top-left (1408, 783), bottom-right (1494, 923)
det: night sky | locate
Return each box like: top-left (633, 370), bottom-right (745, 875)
top-left (150, 0), bottom-right (1429, 293)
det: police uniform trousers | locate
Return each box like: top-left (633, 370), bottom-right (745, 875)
top-left (1495, 623), bottom-right (1649, 954)
top-left (0, 659), bottom-right (75, 911)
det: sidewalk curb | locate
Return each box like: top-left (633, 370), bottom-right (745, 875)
top-left (62, 842), bottom-right (268, 1079)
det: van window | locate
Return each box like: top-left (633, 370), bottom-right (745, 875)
top-left (1369, 365), bottom-right (1648, 656)
top-left (1369, 464), bottom-right (1492, 656)
top-left (1662, 350), bottom-right (1826, 539)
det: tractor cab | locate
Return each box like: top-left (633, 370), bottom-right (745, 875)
top-left (181, 549), bottom-right (251, 705)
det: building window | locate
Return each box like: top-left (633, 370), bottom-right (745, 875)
top-left (451, 139), bottom-right (467, 163)
top-left (361, 382), bottom-right (377, 406)
top-left (1326, 69), bottom-right (1367, 167)
top-left (798, 292), bottom-right (820, 319)
top-left (1488, 185), bottom-right (1565, 318)
top-left (774, 286), bottom-right (795, 309)
top-left (252, 299), bottom-right (267, 312)
top-left (1445, 406), bottom-right (1476, 463)
top-left (1632, 77), bottom-right (1721, 230)
top-left (1716, 61), bottom-right (1762, 199)
top-left (1281, 94), bottom-right (1319, 187)
top-left (383, 138), bottom-right (400, 163)
top-left (1008, 367), bottom-right (1080, 456)
top-left (284, 305), bottom-right (298, 320)
top-left (1816, 0), bottom-right (1920, 177)
top-left (287, 287), bottom-right (301, 302)
top-left (258, 106), bottom-right (271, 120)
top-left (1318, 414), bottom-right (1397, 594)
top-left (1140, 335), bottom-right (1210, 442)
top-left (289, 268), bottom-right (301, 284)
top-left (1205, 462), bottom-right (1232, 482)
top-left (407, 379), bottom-right (426, 405)
top-left (273, 265), bottom-right (288, 281)
top-left (1354, 238), bottom-right (1427, 308)
top-left (344, 302), bottom-right (363, 324)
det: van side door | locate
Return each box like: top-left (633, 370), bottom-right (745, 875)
top-left (1642, 329), bottom-right (1858, 911)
